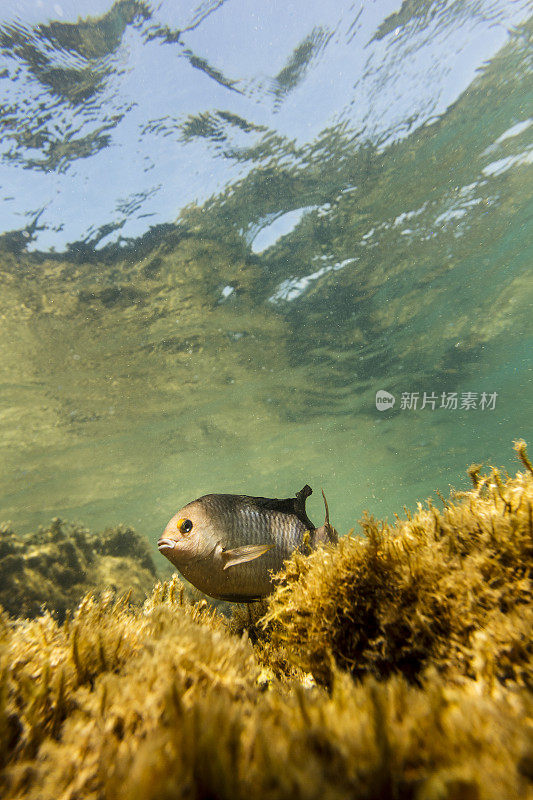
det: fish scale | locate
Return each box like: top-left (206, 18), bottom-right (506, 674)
top-left (203, 497), bottom-right (305, 554)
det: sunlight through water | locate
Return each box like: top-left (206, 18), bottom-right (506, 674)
top-left (0, 0), bottom-right (531, 554)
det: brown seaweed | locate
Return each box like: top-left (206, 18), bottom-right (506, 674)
top-left (0, 519), bottom-right (157, 621)
top-left (0, 445), bottom-right (531, 800)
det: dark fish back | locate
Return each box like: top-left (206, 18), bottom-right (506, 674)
top-left (198, 485), bottom-right (316, 532)
top-left (198, 491), bottom-right (314, 555)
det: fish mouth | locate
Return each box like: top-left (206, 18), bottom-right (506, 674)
top-left (158, 537), bottom-right (177, 551)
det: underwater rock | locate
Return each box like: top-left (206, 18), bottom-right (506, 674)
top-left (0, 446), bottom-right (531, 800)
top-left (262, 442), bottom-right (533, 689)
top-left (0, 575), bottom-right (531, 800)
top-left (0, 518), bottom-right (157, 621)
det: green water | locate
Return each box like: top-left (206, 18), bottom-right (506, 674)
top-left (0, 5), bottom-right (531, 566)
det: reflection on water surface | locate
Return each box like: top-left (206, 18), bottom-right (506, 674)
top-left (0, 1), bottom-right (531, 550)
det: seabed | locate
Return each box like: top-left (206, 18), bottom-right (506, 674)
top-left (0, 442), bottom-right (531, 800)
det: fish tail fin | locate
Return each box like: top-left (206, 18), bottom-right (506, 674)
top-left (321, 488), bottom-right (330, 526)
top-left (315, 488), bottom-right (338, 545)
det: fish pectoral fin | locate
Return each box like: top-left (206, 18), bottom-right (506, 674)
top-left (221, 544), bottom-right (274, 570)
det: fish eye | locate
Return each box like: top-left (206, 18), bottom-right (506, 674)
top-left (178, 518), bottom-right (193, 534)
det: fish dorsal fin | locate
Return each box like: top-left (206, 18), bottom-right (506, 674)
top-left (293, 484), bottom-right (315, 530)
top-left (221, 543), bottom-right (274, 570)
top-left (295, 484), bottom-right (313, 514)
top-left (253, 485), bottom-right (315, 530)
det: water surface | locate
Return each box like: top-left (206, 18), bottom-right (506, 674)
top-left (0, 0), bottom-right (531, 553)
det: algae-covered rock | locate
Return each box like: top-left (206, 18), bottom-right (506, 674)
top-left (261, 441), bottom-right (533, 689)
top-left (0, 576), bottom-right (531, 800)
top-left (0, 518), bottom-right (157, 621)
top-left (0, 577), bottom-right (257, 796)
top-left (0, 446), bottom-right (532, 800)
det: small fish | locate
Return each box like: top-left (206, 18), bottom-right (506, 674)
top-left (158, 485), bottom-right (337, 602)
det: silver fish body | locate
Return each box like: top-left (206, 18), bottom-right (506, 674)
top-left (158, 485), bottom-right (337, 602)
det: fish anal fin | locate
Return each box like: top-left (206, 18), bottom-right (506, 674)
top-left (222, 543), bottom-right (274, 570)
